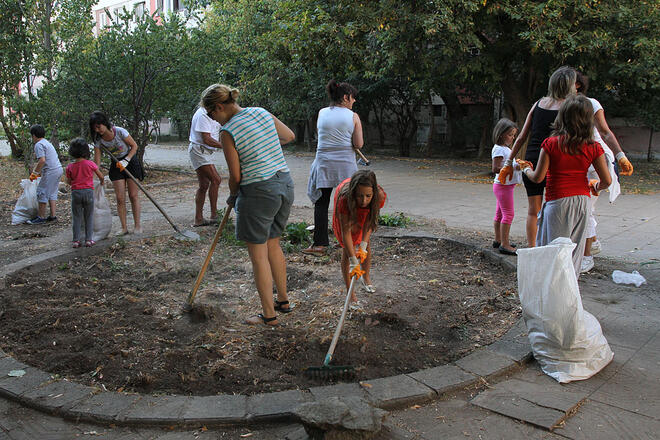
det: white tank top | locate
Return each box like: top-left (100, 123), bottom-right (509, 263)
top-left (317, 106), bottom-right (354, 152)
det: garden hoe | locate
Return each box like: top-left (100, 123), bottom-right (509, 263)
top-left (99, 145), bottom-right (200, 241)
top-left (183, 206), bottom-right (233, 313)
top-left (304, 274), bottom-right (358, 380)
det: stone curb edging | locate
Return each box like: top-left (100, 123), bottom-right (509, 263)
top-left (0, 229), bottom-right (531, 427)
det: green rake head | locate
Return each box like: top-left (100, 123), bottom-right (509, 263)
top-left (303, 364), bottom-right (355, 380)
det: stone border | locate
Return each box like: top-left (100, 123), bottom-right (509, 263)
top-left (0, 229), bottom-right (531, 427)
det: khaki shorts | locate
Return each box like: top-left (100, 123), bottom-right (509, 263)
top-left (235, 171), bottom-right (294, 244)
top-left (188, 143), bottom-right (216, 170)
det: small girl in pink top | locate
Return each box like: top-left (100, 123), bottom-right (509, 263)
top-left (65, 138), bottom-right (104, 248)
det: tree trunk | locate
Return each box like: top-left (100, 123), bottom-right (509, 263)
top-left (442, 92), bottom-right (466, 152)
top-left (424, 97), bottom-right (435, 157)
top-left (648, 127), bottom-right (655, 162)
top-left (295, 121), bottom-right (305, 147)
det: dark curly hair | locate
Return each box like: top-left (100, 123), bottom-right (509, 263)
top-left (69, 137), bottom-right (91, 159)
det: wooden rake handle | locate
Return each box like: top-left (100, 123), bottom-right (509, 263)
top-left (185, 206), bottom-right (233, 308)
top-left (355, 148), bottom-right (370, 165)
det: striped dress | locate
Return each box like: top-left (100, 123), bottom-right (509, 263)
top-left (221, 107), bottom-right (289, 185)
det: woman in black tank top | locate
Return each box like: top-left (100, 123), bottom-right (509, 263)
top-left (499, 66), bottom-right (577, 247)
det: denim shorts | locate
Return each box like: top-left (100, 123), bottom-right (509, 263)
top-left (236, 171), bottom-right (294, 244)
top-left (36, 168), bottom-right (63, 202)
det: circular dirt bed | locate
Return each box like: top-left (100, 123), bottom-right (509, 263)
top-left (1, 229), bottom-right (520, 395)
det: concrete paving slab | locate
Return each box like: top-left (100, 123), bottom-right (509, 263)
top-left (121, 395), bottom-right (192, 424)
top-left (485, 339), bottom-right (532, 364)
top-left (309, 382), bottom-right (371, 403)
top-left (471, 387), bottom-right (568, 430)
top-left (391, 395), bottom-right (565, 439)
top-left (407, 364), bottom-right (477, 395)
top-left (0, 367), bottom-right (51, 399)
top-left (181, 394), bottom-right (247, 424)
top-left (68, 392), bottom-right (141, 423)
top-left (555, 399), bottom-right (660, 440)
top-left (360, 374), bottom-right (436, 408)
top-left (597, 311), bottom-right (659, 350)
top-left (247, 389), bottom-right (312, 422)
top-left (589, 348), bottom-right (660, 420)
top-left (0, 357), bottom-right (28, 379)
top-left (454, 349), bottom-right (515, 377)
top-left (496, 379), bottom-right (587, 413)
top-left (20, 380), bottom-right (96, 413)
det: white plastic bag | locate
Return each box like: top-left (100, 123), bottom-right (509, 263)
top-left (92, 179), bottom-right (112, 241)
top-left (11, 178), bottom-right (39, 225)
top-left (517, 237), bottom-right (613, 383)
top-left (612, 270), bottom-right (646, 287)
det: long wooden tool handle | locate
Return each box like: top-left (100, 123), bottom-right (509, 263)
top-left (323, 274), bottom-right (357, 366)
top-left (186, 206), bottom-right (233, 307)
top-left (355, 148), bottom-right (370, 165)
top-left (100, 146), bottom-right (181, 233)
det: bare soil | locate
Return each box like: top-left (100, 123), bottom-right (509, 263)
top-left (0, 225), bottom-right (520, 395)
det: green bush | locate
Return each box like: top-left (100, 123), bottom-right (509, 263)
top-left (378, 212), bottom-right (412, 228)
top-left (281, 221), bottom-right (311, 252)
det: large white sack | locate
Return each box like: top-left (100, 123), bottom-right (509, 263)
top-left (11, 178), bottom-right (39, 225)
top-left (92, 179), bottom-right (112, 241)
top-left (517, 237), bottom-right (613, 383)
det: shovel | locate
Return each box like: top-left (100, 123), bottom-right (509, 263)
top-left (98, 145), bottom-right (199, 241)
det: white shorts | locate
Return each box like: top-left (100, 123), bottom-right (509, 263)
top-left (188, 143), bottom-right (216, 170)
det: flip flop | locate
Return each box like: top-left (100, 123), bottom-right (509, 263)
top-left (193, 220), bottom-right (213, 227)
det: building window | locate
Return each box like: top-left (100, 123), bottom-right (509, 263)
top-left (157, 0), bottom-right (163, 12)
top-left (172, 0), bottom-right (180, 11)
top-left (134, 2), bottom-right (145, 18)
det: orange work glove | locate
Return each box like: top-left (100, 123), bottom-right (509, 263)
top-left (29, 172), bottom-right (40, 181)
top-left (355, 241), bottom-right (368, 263)
top-left (348, 256), bottom-right (365, 280)
top-left (616, 153), bottom-right (633, 176)
top-left (497, 159), bottom-right (513, 184)
top-left (516, 159), bottom-right (534, 171)
top-left (116, 158), bottom-right (130, 171)
top-left (589, 179), bottom-right (600, 196)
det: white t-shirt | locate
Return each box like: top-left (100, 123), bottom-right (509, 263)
top-left (189, 107), bottom-right (221, 149)
top-left (95, 126), bottom-right (131, 159)
top-left (492, 144), bottom-right (521, 185)
top-left (588, 97), bottom-right (614, 162)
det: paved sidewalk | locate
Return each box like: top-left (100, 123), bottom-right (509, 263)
top-left (144, 146), bottom-right (660, 263)
top-left (0, 144), bottom-right (657, 438)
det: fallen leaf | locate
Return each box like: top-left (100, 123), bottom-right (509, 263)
top-left (359, 381), bottom-right (372, 388)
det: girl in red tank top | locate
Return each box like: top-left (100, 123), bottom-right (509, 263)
top-left (332, 171), bottom-right (386, 303)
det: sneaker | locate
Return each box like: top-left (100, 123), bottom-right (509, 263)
top-left (580, 256), bottom-right (594, 273)
top-left (591, 239), bottom-right (602, 255)
top-left (26, 216), bottom-right (46, 225)
top-left (72, 241), bottom-right (81, 248)
top-left (46, 216), bottom-right (57, 222)
top-left (85, 240), bottom-right (96, 247)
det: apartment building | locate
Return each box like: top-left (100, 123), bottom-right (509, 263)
top-left (92, 0), bottom-right (186, 34)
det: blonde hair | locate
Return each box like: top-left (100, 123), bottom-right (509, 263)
top-left (547, 66), bottom-right (576, 100)
top-left (492, 118), bottom-right (517, 145)
top-left (551, 95), bottom-right (594, 155)
top-left (200, 84), bottom-right (240, 112)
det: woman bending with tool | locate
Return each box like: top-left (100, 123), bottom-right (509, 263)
top-left (202, 84), bottom-right (295, 327)
top-left (304, 80), bottom-right (364, 256)
top-left (332, 170), bottom-right (386, 305)
top-left (90, 111), bottom-right (142, 235)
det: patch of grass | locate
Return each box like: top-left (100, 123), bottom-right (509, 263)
top-left (216, 208), bottom-right (243, 247)
top-left (378, 212), bottom-right (413, 228)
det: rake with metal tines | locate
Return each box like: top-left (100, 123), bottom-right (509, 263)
top-left (304, 274), bottom-right (358, 379)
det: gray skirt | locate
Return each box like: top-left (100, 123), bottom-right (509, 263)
top-left (536, 195), bottom-right (589, 277)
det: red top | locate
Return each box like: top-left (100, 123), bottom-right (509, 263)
top-left (66, 160), bottom-right (98, 190)
top-left (541, 136), bottom-right (604, 201)
top-left (332, 178), bottom-right (387, 248)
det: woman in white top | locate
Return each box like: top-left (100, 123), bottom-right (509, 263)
top-left (303, 80), bottom-right (364, 256)
top-left (188, 106), bottom-right (223, 226)
top-left (575, 71), bottom-right (634, 273)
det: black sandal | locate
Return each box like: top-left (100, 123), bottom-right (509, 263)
top-left (274, 300), bottom-right (294, 313)
top-left (245, 314), bottom-right (279, 326)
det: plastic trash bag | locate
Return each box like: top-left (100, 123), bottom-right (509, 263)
top-left (517, 237), bottom-right (613, 383)
top-left (11, 178), bottom-right (39, 225)
top-left (92, 179), bottom-right (112, 242)
top-left (612, 270), bottom-right (646, 287)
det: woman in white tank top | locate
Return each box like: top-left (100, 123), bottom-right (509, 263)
top-left (304, 80), bottom-right (364, 256)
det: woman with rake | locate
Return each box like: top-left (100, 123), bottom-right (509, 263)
top-left (202, 84), bottom-right (296, 327)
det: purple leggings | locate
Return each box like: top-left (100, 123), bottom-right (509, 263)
top-left (493, 182), bottom-right (515, 225)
